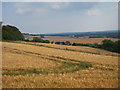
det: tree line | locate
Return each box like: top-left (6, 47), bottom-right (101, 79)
top-left (24, 37), bottom-right (50, 43)
top-left (72, 39), bottom-right (120, 53)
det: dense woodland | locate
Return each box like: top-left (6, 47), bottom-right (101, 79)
top-left (2, 25), bottom-right (24, 41)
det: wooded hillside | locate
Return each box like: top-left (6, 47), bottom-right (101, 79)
top-left (2, 25), bottom-right (24, 41)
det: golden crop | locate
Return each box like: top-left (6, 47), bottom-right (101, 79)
top-left (21, 41), bottom-right (118, 56)
top-left (43, 36), bottom-right (119, 44)
top-left (2, 42), bottom-right (118, 88)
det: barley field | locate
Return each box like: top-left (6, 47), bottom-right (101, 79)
top-left (2, 42), bottom-right (118, 88)
top-left (43, 36), bottom-right (119, 44)
top-left (21, 41), bottom-right (119, 56)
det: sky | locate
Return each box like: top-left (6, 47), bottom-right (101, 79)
top-left (0, 2), bottom-right (2, 21)
top-left (2, 2), bottom-right (118, 34)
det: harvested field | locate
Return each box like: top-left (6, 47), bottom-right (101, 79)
top-left (2, 42), bottom-right (118, 88)
top-left (43, 36), bottom-right (119, 44)
top-left (20, 41), bottom-right (118, 56)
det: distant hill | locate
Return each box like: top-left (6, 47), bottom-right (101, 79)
top-left (2, 25), bottom-right (24, 41)
top-left (22, 30), bottom-right (119, 39)
top-left (44, 30), bottom-right (119, 39)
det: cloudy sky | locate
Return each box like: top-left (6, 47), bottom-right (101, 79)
top-left (2, 2), bottom-right (118, 34)
top-left (0, 2), bottom-right (2, 21)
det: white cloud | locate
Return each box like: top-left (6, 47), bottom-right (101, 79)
top-left (16, 8), bottom-right (32, 14)
top-left (51, 2), bottom-right (70, 9)
top-left (16, 8), bottom-right (24, 14)
top-left (16, 8), bottom-right (48, 15)
top-left (15, 3), bottom-right (33, 14)
top-left (51, 3), bottom-right (61, 9)
top-left (15, 2), bottom-right (70, 14)
top-left (15, 3), bottom-right (47, 14)
top-left (86, 9), bottom-right (101, 15)
top-left (14, 3), bottom-right (28, 7)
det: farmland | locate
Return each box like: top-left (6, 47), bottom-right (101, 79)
top-left (2, 41), bottom-right (118, 88)
top-left (1, 1), bottom-right (119, 88)
top-left (43, 36), bottom-right (119, 44)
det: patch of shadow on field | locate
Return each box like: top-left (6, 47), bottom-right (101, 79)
top-left (3, 47), bottom-right (92, 76)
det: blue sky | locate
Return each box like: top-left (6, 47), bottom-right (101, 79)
top-left (2, 2), bottom-right (118, 34)
top-left (0, 2), bottom-right (2, 21)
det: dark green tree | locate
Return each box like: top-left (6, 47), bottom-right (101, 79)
top-left (101, 39), bottom-right (114, 51)
top-left (40, 35), bottom-right (44, 38)
top-left (65, 41), bottom-right (71, 45)
top-left (32, 37), bottom-right (50, 43)
top-left (114, 40), bottom-right (120, 53)
top-left (2, 25), bottom-right (24, 41)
